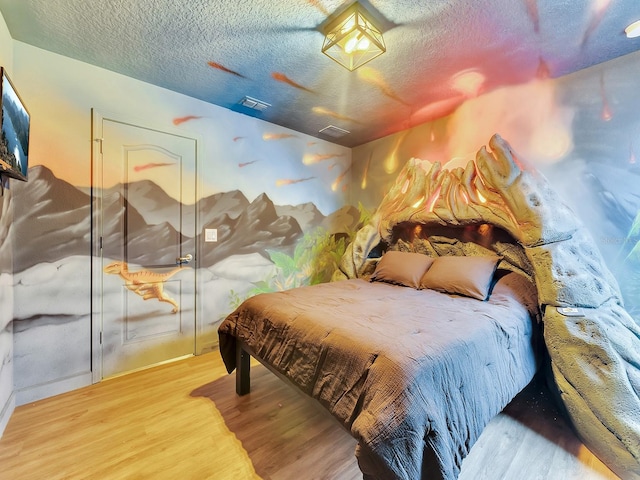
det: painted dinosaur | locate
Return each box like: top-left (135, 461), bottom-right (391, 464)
top-left (104, 261), bottom-right (185, 313)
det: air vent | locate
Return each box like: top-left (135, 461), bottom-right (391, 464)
top-left (319, 125), bottom-right (350, 138)
top-left (239, 96), bottom-right (271, 111)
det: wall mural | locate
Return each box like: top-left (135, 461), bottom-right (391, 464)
top-left (340, 135), bottom-right (640, 478)
top-left (0, 14), bottom-right (16, 431)
top-left (3, 38), bottom-right (640, 406)
top-left (0, 187), bottom-right (13, 428)
top-left (103, 261), bottom-right (186, 314)
top-left (351, 49), bottom-right (640, 321)
top-left (7, 155), bottom-right (357, 391)
top-left (0, 40), bottom-right (354, 401)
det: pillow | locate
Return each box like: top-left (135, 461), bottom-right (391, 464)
top-left (420, 255), bottom-right (500, 300)
top-left (370, 251), bottom-right (435, 289)
top-left (489, 271), bottom-right (540, 318)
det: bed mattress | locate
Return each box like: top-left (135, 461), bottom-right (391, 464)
top-left (218, 274), bottom-right (541, 480)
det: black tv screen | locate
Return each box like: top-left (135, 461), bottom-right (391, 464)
top-left (0, 66), bottom-right (30, 182)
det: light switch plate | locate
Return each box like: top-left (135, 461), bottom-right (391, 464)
top-left (205, 228), bottom-right (218, 242)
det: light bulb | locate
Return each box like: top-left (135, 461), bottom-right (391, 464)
top-left (344, 36), bottom-right (359, 54)
top-left (356, 38), bottom-right (370, 51)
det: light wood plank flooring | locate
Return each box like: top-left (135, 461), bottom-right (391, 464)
top-left (0, 351), bottom-right (620, 480)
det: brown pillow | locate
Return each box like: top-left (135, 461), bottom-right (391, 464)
top-left (370, 251), bottom-right (435, 289)
top-left (420, 255), bottom-right (501, 300)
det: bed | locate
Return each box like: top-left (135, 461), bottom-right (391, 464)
top-left (218, 134), bottom-right (640, 479)
top-left (219, 254), bottom-right (542, 480)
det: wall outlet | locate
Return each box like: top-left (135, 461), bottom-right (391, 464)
top-left (205, 228), bottom-right (218, 242)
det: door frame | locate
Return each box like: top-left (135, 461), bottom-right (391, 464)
top-left (90, 109), bottom-right (203, 383)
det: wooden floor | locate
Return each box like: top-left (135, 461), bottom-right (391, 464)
top-left (0, 351), bottom-right (620, 480)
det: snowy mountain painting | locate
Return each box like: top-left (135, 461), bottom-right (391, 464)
top-left (5, 165), bottom-right (360, 393)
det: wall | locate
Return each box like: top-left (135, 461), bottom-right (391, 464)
top-left (351, 50), bottom-right (640, 320)
top-left (10, 16), bottom-right (637, 414)
top-left (7, 41), bottom-right (352, 404)
top-left (0, 8), bottom-right (15, 435)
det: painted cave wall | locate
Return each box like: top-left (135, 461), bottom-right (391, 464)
top-left (6, 40), bottom-right (353, 404)
top-left (351, 49), bottom-right (640, 321)
top-left (0, 9), bottom-right (14, 434)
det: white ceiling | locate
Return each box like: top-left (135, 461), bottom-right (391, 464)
top-left (1, 0), bottom-right (639, 147)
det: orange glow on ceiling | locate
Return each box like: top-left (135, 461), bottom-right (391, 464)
top-left (451, 70), bottom-right (486, 98)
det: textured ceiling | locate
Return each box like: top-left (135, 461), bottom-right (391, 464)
top-left (0, 0), bottom-right (639, 147)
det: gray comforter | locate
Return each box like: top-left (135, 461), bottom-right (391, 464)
top-left (218, 273), bottom-right (541, 480)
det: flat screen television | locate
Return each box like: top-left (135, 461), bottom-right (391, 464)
top-left (0, 66), bottom-right (30, 182)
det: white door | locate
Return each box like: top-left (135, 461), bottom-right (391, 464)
top-left (92, 111), bottom-right (197, 379)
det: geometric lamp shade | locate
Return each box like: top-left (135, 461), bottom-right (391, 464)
top-left (321, 1), bottom-right (386, 71)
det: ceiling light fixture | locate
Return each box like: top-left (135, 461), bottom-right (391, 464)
top-left (321, 1), bottom-right (386, 71)
top-left (625, 20), bottom-right (640, 38)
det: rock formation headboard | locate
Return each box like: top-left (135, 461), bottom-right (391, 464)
top-left (336, 134), bottom-right (640, 479)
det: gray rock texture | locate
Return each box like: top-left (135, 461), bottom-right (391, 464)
top-left (336, 134), bottom-right (640, 479)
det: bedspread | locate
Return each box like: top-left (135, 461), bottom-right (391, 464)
top-left (218, 275), bottom-right (540, 480)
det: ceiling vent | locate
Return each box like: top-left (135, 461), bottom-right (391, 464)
top-left (319, 125), bottom-right (350, 138)
top-left (239, 96), bottom-right (271, 111)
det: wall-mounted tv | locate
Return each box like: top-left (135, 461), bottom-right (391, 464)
top-left (0, 66), bottom-right (30, 182)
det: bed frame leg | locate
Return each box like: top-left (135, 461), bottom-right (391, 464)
top-left (236, 343), bottom-right (250, 396)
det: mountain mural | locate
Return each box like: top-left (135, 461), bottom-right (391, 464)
top-left (197, 190), bottom-right (251, 227)
top-left (4, 165), bottom-right (359, 272)
top-left (3, 166), bottom-right (91, 272)
top-left (275, 202), bottom-right (360, 236)
top-left (101, 189), bottom-right (189, 267)
top-left (275, 202), bottom-right (324, 233)
top-left (105, 179), bottom-right (191, 233)
top-left (199, 192), bottom-right (302, 267)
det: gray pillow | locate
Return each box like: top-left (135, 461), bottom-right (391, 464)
top-left (420, 255), bottom-right (501, 300)
top-left (370, 251), bottom-right (435, 289)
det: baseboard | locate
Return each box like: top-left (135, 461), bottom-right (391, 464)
top-left (198, 341), bottom-right (218, 355)
top-left (15, 372), bottom-right (92, 406)
top-left (0, 391), bottom-right (15, 438)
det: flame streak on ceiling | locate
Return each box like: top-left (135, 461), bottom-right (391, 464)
top-left (0, 0), bottom-right (638, 147)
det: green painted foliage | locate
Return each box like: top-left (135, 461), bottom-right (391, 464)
top-left (228, 202), bottom-right (373, 308)
top-left (247, 227), bottom-right (347, 296)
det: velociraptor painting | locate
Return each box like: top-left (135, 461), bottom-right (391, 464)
top-left (104, 261), bottom-right (185, 313)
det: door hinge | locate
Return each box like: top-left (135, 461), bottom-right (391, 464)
top-left (99, 236), bottom-right (103, 250)
top-left (99, 331), bottom-right (102, 344)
